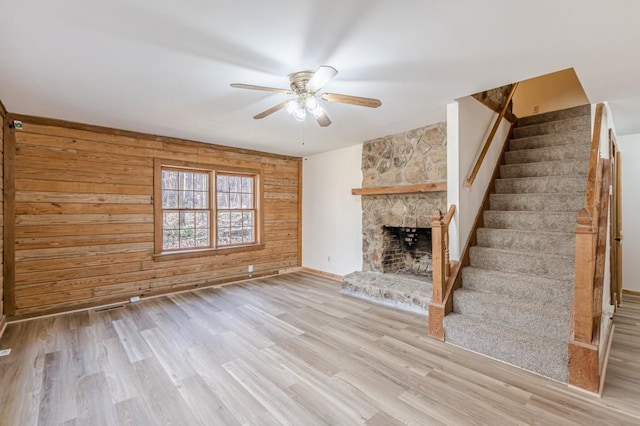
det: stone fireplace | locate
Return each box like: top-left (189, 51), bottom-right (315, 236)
top-left (343, 122), bottom-right (447, 313)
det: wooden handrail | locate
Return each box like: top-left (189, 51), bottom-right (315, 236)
top-left (584, 103), bottom-right (605, 218)
top-left (465, 82), bottom-right (519, 188)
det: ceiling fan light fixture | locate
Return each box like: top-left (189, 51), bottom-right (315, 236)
top-left (293, 103), bottom-right (307, 121)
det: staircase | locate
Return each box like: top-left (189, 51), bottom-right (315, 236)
top-left (443, 104), bottom-right (592, 382)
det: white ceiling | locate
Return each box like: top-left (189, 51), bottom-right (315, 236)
top-left (1, 0), bottom-right (640, 157)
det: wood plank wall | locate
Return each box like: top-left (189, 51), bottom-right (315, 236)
top-left (5, 115), bottom-right (301, 319)
top-left (0, 101), bottom-right (5, 324)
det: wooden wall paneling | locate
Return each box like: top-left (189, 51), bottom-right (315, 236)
top-left (3, 115), bottom-right (15, 317)
top-left (7, 115), bottom-right (301, 318)
top-left (297, 159), bottom-right (302, 266)
top-left (0, 102), bottom-right (5, 323)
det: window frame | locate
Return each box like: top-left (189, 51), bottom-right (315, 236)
top-left (153, 159), bottom-right (264, 261)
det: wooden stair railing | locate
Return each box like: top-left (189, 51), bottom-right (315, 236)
top-left (569, 103), bottom-right (613, 393)
top-left (466, 82), bottom-right (519, 188)
top-left (428, 205), bottom-right (458, 340)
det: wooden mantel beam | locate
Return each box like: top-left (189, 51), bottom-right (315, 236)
top-left (352, 182), bottom-right (447, 196)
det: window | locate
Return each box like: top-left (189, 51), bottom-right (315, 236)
top-left (154, 160), bottom-right (261, 258)
top-left (216, 174), bottom-right (255, 246)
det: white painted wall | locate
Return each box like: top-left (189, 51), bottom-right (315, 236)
top-left (302, 144), bottom-right (363, 276)
top-left (617, 133), bottom-right (640, 292)
top-left (447, 96), bottom-right (511, 260)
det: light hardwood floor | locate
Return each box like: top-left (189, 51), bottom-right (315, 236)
top-left (0, 272), bottom-right (639, 425)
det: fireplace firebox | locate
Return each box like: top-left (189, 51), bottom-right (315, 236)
top-left (382, 226), bottom-right (432, 277)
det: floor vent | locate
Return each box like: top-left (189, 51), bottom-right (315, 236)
top-left (94, 304), bottom-right (125, 313)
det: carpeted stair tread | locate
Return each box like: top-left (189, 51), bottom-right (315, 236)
top-left (443, 313), bottom-right (568, 382)
top-left (494, 176), bottom-right (586, 194)
top-left (483, 210), bottom-right (577, 232)
top-left (515, 104), bottom-right (590, 127)
top-left (453, 289), bottom-right (570, 341)
top-left (462, 267), bottom-right (573, 305)
top-left (500, 159), bottom-right (589, 178)
top-left (476, 228), bottom-right (574, 256)
top-left (504, 143), bottom-right (590, 165)
top-left (470, 246), bottom-right (574, 280)
top-left (512, 115), bottom-right (590, 139)
top-left (509, 131), bottom-right (590, 151)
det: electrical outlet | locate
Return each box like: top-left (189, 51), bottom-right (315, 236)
top-left (0, 349), bottom-right (11, 357)
top-left (533, 105), bottom-right (539, 113)
top-left (327, 256), bottom-right (331, 263)
top-left (248, 265), bottom-right (253, 273)
top-left (129, 296), bottom-right (141, 303)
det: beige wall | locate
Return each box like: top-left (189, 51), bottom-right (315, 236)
top-left (513, 68), bottom-right (589, 117)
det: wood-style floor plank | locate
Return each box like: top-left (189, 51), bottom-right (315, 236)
top-left (0, 272), bottom-right (639, 425)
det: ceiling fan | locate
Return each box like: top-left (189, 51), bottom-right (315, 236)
top-left (231, 65), bottom-right (382, 127)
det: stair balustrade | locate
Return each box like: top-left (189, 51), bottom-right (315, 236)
top-left (428, 205), bottom-right (457, 340)
top-left (569, 103), bottom-right (613, 393)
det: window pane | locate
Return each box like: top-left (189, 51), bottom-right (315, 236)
top-left (230, 227), bottom-right (243, 245)
top-left (179, 172), bottom-right (194, 190)
top-left (229, 193), bottom-right (241, 209)
top-left (180, 211), bottom-right (195, 228)
top-left (218, 227), bottom-right (230, 246)
top-left (217, 193), bottom-right (229, 208)
top-left (162, 170), bottom-right (179, 190)
top-left (195, 229), bottom-right (209, 247)
top-left (179, 191), bottom-right (194, 209)
top-left (180, 229), bottom-right (195, 248)
top-left (229, 176), bottom-right (241, 192)
top-left (162, 190), bottom-right (179, 209)
top-left (242, 211), bottom-right (253, 227)
top-left (217, 175), bottom-right (228, 192)
top-left (218, 211), bottom-right (230, 228)
top-left (194, 191), bottom-right (208, 209)
top-left (241, 194), bottom-right (253, 209)
top-left (230, 211), bottom-right (242, 228)
top-left (194, 173), bottom-right (208, 191)
top-left (163, 230), bottom-right (179, 250)
top-left (196, 211), bottom-right (209, 228)
top-left (163, 211), bottom-right (179, 229)
top-left (241, 177), bottom-right (253, 193)
top-left (243, 227), bottom-right (254, 243)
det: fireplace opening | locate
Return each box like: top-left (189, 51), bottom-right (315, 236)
top-left (382, 226), bottom-right (432, 277)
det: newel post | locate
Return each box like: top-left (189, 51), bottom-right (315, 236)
top-left (572, 208), bottom-right (596, 343)
top-left (568, 207), bottom-right (600, 392)
top-left (428, 210), bottom-right (445, 340)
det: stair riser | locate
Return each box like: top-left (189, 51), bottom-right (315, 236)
top-left (462, 267), bottom-right (573, 305)
top-left (469, 247), bottom-right (574, 280)
top-left (489, 193), bottom-right (584, 212)
top-left (513, 116), bottom-right (590, 138)
top-left (494, 177), bottom-right (586, 194)
top-left (509, 131), bottom-right (590, 151)
top-left (443, 315), bottom-right (568, 382)
top-left (476, 228), bottom-right (575, 256)
top-left (505, 144), bottom-right (590, 164)
top-left (453, 291), bottom-right (570, 341)
top-left (484, 211), bottom-right (576, 232)
top-left (500, 160), bottom-right (589, 178)
top-left (516, 105), bottom-right (590, 127)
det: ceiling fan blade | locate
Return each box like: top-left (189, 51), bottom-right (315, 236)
top-left (315, 111), bottom-right (331, 127)
top-left (321, 93), bottom-right (382, 108)
top-left (231, 83), bottom-right (293, 95)
top-left (306, 65), bottom-right (338, 93)
top-left (253, 101), bottom-right (289, 119)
